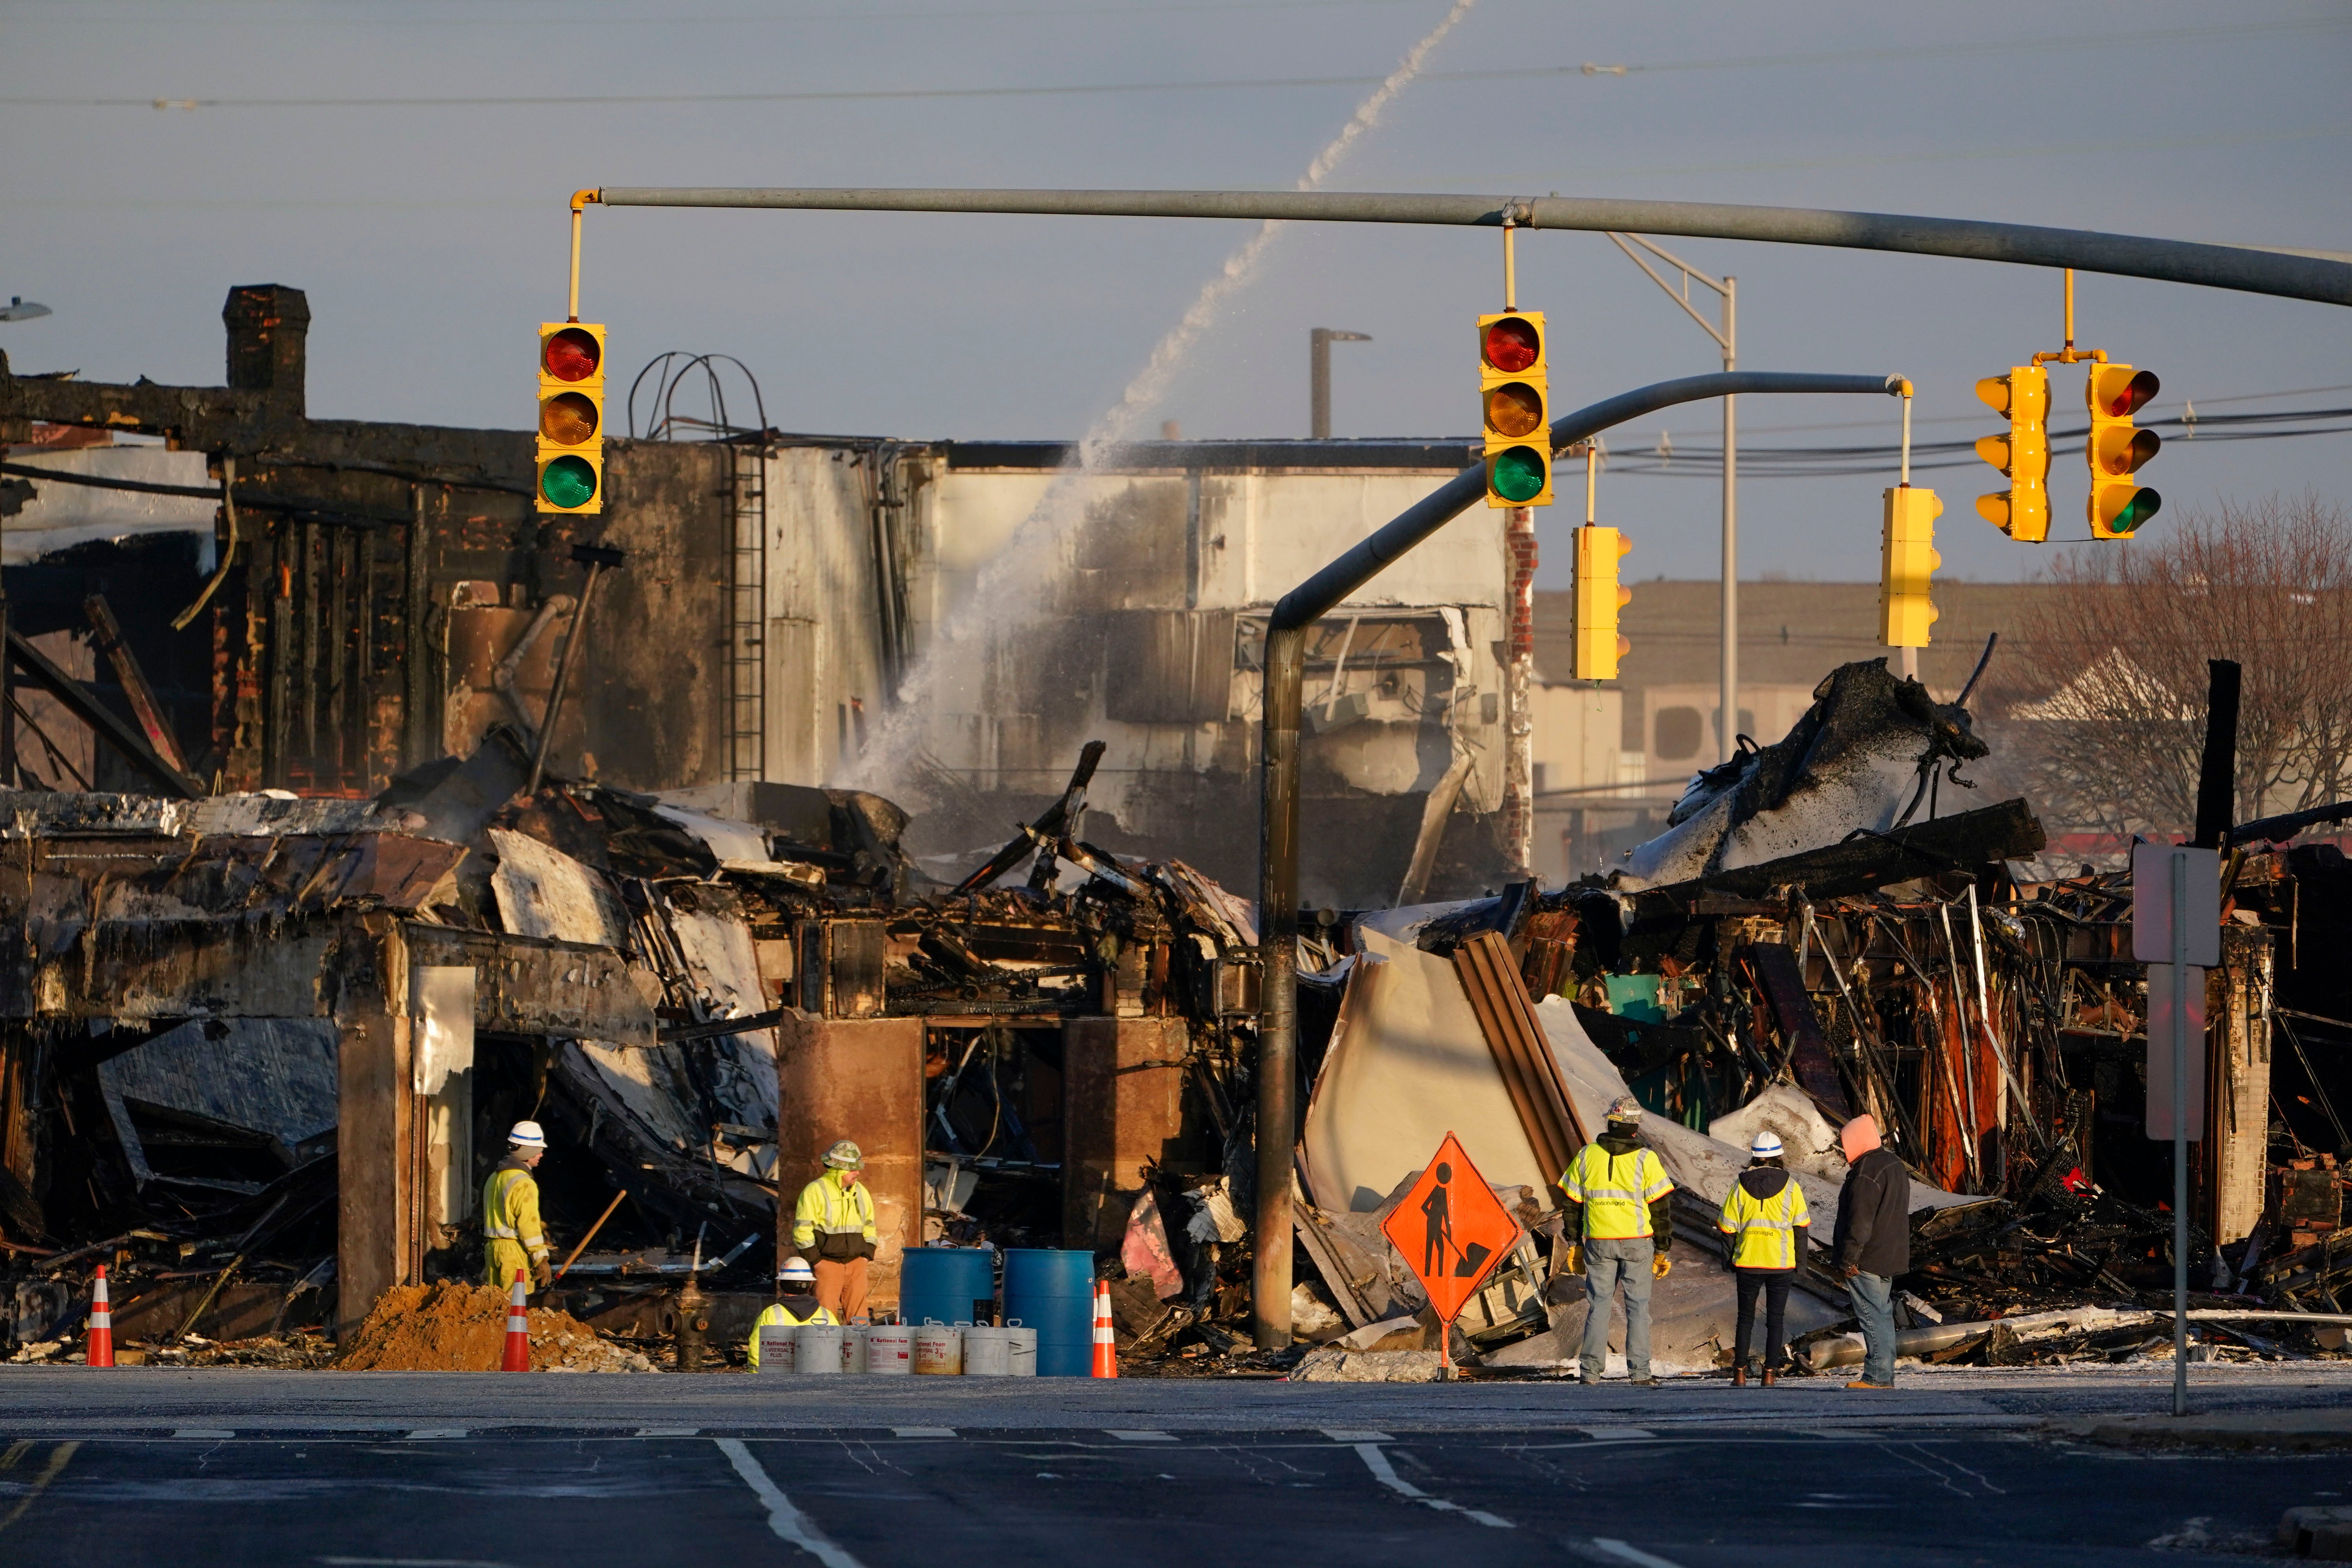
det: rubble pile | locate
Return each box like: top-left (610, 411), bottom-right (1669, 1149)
top-left (338, 1283), bottom-right (656, 1373)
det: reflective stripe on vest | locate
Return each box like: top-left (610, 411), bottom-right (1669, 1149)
top-left (1720, 1178), bottom-right (1807, 1270)
top-left (801, 1175), bottom-right (873, 1235)
top-left (1562, 1145), bottom-right (1667, 1239)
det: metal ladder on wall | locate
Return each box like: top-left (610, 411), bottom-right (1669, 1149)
top-left (725, 441), bottom-right (767, 782)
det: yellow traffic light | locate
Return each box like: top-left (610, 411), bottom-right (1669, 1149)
top-left (1879, 486), bottom-right (1942, 648)
top-left (1973, 366), bottom-right (2050, 543)
top-left (1479, 310), bottom-right (1552, 508)
top-left (536, 321), bottom-right (606, 515)
top-left (2085, 362), bottom-right (2160, 539)
top-left (1572, 524), bottom-right (1632, 680)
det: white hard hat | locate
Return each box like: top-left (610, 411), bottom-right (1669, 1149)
top-left (779, 1257), bottom-right (816, 1285)
top-left (1749, 1131), bottom-right (1785, 1159)
top-left (508, 1120), bottom-right (547, 1149)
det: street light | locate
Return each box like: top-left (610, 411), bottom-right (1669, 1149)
top-left (1606, 234), bottom-right (1738, 763)
top-left (1309, 328), bottom-right (1370, 438)
top-left (0, 298), bottom-right (53, 323)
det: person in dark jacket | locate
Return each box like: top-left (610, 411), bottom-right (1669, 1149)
top-left (1717, 1130), bottom-right (1810, 1385)
top-left (1832, 1113), bottom-right (1911, 1388)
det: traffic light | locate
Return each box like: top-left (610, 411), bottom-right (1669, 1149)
top-left (1572, 525), bottom-right (1632, 680)
top-left (1973, 366), bottom-right (2050, 543)
top-left (536, 321), bottom-right (606, 515)
top-left (1879, 486), bottom-right (1942, 648)
top-left (1479, 310), bottom-right (1552, 508)
top-left (2085, 363), bottom-right (2161, 539)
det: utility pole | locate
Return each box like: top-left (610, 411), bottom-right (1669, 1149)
top-left (1308, 328), bottom-right (1370, 439)
top-left (1608, 234), bottom-right (1737, 761)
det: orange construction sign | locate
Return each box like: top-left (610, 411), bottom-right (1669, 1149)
top-left (1379, 1131), bottom-right (1524, 1326)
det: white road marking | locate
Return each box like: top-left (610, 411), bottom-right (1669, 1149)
top-left (635, 1427), bottom-right (700, 1437)
top-left (1580, 1427), bottom-right (1655, 1442)
top-left (318, 1559), bottom-right (520, 1567)
top-left (172, 1428), bottom-right (236, 1439)
top-left (890, 1427), bottom-right (956, 1438)
top-left (716, 1437), bottom-right (867, 1568)
top-left (1321, 1428), bottom-right (1394, 1441)
top-left (1588, 1540), bottom-right (1689, 1568)
top-left (1352, 1443), bottom-right (1513, 1529)
top-left (1106, 1430), bottom-right (1178, 1442)
top-left (402, 1429), bottom-right (469, 1440)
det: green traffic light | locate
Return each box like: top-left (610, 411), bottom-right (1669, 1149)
top-left (541, 455), bottom-right (598, 509)
top-left (1490, 445), bottom-right (1547, 503)
top-left (2114, 488), bottom-right (2161, 534)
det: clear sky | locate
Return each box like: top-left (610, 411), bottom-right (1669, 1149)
top-left (3, 0), bottom-right (2347, 586)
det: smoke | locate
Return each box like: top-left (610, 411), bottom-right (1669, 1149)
top-left (849, 0), bottom-right (1479, 793)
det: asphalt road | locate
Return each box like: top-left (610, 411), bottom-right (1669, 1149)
top-left (2, 1365), bottom-right (2344, 1566)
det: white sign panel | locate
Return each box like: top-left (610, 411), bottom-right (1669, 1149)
top-left (2131, 843), bottom-right (2221, 967)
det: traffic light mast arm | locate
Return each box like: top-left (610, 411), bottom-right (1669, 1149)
top-left (2030, 270), bottom-right (2110, 366)
top-left (586, 187), bottom-right (2352, 308)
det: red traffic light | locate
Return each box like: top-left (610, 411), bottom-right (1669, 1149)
top-left (2089, 366), bottom-right (2158, 419)
top-left (1483, 316), bottom-right (1540, 374)
top-left (543, 327), bottom-right (602, 383)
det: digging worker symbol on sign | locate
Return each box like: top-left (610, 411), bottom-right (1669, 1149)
top-left (1421, 1162), bottom-right (1454, 1277)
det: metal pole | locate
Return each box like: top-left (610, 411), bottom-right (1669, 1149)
top-left (2171, 848), bottom-right (2190, 1417)
top-left (588, 187), bottom-right (2352, 307)
top-left (1720, 276), bottom-right (1737, 762)
top-left (525, 544), bottom-right (627, 797)
top-left (0, 587), bottom-right (13, 789)
top-left (1252, 623), bottom-right (1304, 1350)
top-left (1308, 328), bottom-right (1368, 439)
top-left (1251, 369), bottom-right (1896, 1344)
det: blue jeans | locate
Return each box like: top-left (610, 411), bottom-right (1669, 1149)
top-left (1580, 1236), bottom-right (1655, 1381)
top-left (1845, 1270), bottom-right (1897, 1384)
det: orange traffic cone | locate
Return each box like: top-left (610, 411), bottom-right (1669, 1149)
top-left (86, 1265), bottom-right (114, 1368)
top-left (501, 1270), bottom-right (531, 1372)
top-left (1090, 1279), bottom-right (1117, 1379)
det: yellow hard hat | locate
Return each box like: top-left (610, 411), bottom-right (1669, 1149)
top-left (823, 1139), bottom-right (864, 1170)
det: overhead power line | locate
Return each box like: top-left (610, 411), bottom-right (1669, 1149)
top-left (1600, 404), bottom-right (2352, 481)
top-left (5, 15), bottom-right (2342, 109)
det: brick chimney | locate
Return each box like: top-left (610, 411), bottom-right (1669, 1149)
top-left (222, 285), bottom-right (310, 413)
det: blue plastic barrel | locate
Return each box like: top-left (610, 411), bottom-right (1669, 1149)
top-left (898, 1247), bottom-right (995, 1329)
top-left (1003, 1248), bottom-right (1094, 1377)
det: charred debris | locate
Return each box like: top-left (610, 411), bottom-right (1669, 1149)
top-left (1, 655), bottom-right (2347, 1374)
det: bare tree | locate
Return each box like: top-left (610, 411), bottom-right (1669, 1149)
top-left (1981, 493), bottom-right (2352, 849)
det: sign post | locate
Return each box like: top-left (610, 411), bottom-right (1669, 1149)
top-left (1379, 1132), bottom-right (1524, 1379)
top-left (2132, 840), bottom-right (2220, 1419)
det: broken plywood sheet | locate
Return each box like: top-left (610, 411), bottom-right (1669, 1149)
top-left (489, 828), bottom-right (632, 950)
top-left (1300, 928), bottom-right (1549, 1214)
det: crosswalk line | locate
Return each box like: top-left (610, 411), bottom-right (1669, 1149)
top-left (1106, 1430), bottom-right (1178, 1442)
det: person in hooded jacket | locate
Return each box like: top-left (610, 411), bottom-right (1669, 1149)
top-left (1717, 1130), bottom-right (1811, 1385)
top-left (1832, 1112), bottom-right (1911, 1389)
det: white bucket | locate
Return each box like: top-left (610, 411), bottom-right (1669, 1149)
top-left (866, 1324), bottom-right (914, 1376)
top-left (912, 1320), bottom-right (963, 1376)
top-left (840, 1323), bottom-right (871, 1374)
top-left (1006, 1321), bottom-right (1038, 1377)
top-left (755, 1323), bottom-right (797, 1373)
top-left (962, 1325), bottom-right (1013, 1377)
top-left (794, 1323), bottom-right (844, 1375)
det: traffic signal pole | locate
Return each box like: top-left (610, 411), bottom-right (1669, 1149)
top-left (1251, 368), bottom-right (1899, 1348)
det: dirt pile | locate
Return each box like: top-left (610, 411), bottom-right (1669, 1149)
top-left (338, 1282), bottom-right (657, 1373)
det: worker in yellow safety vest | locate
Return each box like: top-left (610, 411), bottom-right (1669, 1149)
top-left (1557, 1094), bottom-right (1675, 1387)
top-left (748, 1256), bottom-right (839, 1370)
top-left (1717, 1129), bottom-right (1812, 1385)
top-left (483, 1120), bottom-right (552, 1291)
top-left (791, 1139), bottom-right (878, 1322)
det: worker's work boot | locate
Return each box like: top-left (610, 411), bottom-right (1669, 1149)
top-left (1730, 1364), bottom-right (1748, 1387)
top-left (1760, 1367), bottom-right (1778, 1387)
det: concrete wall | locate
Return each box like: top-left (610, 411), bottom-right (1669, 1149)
top-left (1061, 1015), bottom-right (1190, 1251)
top-left (774, 1011), bottom-right (924, 1314)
